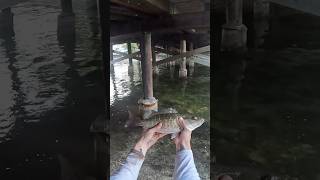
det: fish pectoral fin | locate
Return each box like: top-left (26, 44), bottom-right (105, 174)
top-left (171, 133), bottom-right (178, 139)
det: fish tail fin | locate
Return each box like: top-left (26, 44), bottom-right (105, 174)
top-left (125, 110), bottom-right (142, 128)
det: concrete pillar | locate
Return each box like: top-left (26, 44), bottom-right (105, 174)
top-left (139, 32), bottom-right (158, 118)
top-left (152, 47), bottom-right (159, 75)
top-left (179, 40), bottom-right (187, 78)
top-left (0, 8), bottom-right (14, 37)
top-left (60, 0), bottom-right (74, 16)
top-left (221, 0), bottom-right (247, 51)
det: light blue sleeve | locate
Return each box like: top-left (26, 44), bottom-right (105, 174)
top-left (174, 149), bottom-right (201, 180)
top-left (110, 152), bottom-right (144, 180)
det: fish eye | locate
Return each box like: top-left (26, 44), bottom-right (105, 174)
top-left (192, 116), bottom-right (198, 120)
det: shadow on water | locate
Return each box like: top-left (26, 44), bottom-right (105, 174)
top-left (214, 4), bottom-right (320, 180)
top-left (0, 0), bottom-right (105, 179)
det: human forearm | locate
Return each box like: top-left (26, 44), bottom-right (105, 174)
top-left (174, 149), bottom-right (200, 180)
top-left (110, 150), bottom-right (144, 180)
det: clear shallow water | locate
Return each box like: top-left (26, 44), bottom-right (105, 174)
top-left (110, 52), bottom-right (210, 179)
top-left (214, 11), bottom-right (320, 179)
top-left (0, 0), bottom-right (104, 179)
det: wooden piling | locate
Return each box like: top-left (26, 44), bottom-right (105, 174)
top-left (141, 32), bottom-right (153, 99)
top-left (110, 44), bottom-right (113, 61)
top-left (152, 46), bottom-right (159, 74)
top-left (127, 43), bottom-right (132, 65)
top-left (221, 0), bottom-right (247, 51)
top-left (0, 8), bottom-right (14, 36)
top-left (179, 39), bottom-right (187, 78)
top-left (139, 32), bottom-right (158, 117)
top-left (60, 0), bottom-right (74, 15)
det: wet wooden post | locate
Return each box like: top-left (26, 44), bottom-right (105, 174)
top-left (127, 42), bottom-right (134, 73)
top-left (188, 42), bottom-right (195, 76)
top-left (179, 39), bottom-right (187, 78)
top-left (0, 8), bottom-right (14, 37)
top-left (253, 0), bottom-right (270, 48)
top-left (221, 0), bottom-right (247, 51)
top-left (167, 44), bottom-right (174, 79)
top-left (60, 0), bottom-right (74, 16)
top-left (139, 32), bottom-right (158, 118)
top-left (152, 45), bottom-right (159, 75)
top-left (127, 43), bottom-right (132, 65)
top-left (110, 44), bottom-right (113, 61)
top-left (58, 0), bottom-right (75, 44)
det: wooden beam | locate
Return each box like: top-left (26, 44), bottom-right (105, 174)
top-left (154, 47), bottom-right (179, 55)
top-left (110, 0), bottom-right (167, 15)
top-left (113, 50), bottom-right (141, 60)
top-left (112, 51), bottom-right (141, 64)
top-left (110, 32), bottom-right (142, 44)
top-left (111, 11), bottom-right (209, 36)
top-left (144, 0), bottom-right (169, 12)
top-left (154, 45), bottom-right (210, 66)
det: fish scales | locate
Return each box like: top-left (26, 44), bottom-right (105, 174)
top-left (143, 113), bottom-right (180, 132)
top-left (138, 112), bottom-right (205, 135)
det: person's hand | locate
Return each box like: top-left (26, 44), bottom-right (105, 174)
top-left (133, 123), bottom-right (168, 156)
top-left (173, 117), bottom-right (192, 152)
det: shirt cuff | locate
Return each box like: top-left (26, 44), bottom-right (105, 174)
top-left (177, 149), bottom-right (193, 156)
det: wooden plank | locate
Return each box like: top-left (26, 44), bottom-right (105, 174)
top-left (154, 45), bottom-right (210, 66)
top-left (112, 51), bottom-right (141, 64)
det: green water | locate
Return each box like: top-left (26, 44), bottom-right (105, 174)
top-left (110, 55), bottom-right (210, 179)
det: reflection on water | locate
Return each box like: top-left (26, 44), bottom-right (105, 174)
top-left (0, 0), bottom-right (104, 179)
top-left (214, 8), bottom-right (320, 179)
top-left (110, 50), bottom-right (210, 178)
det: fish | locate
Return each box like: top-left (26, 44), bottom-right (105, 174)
top-left (126, 108), bottom-right (205, 139)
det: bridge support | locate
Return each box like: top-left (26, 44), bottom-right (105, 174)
top-left (0, 7), bottom-right (14, 37)
top-left (221, 0), bottom-right (247, 51)
top-left (139, 32), bottom-right (158, 118)
top-left (179, 40), bottom-right (187, 78)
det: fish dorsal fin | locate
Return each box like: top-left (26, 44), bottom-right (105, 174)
top-left (144, 110), bottom-right (160, 119)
